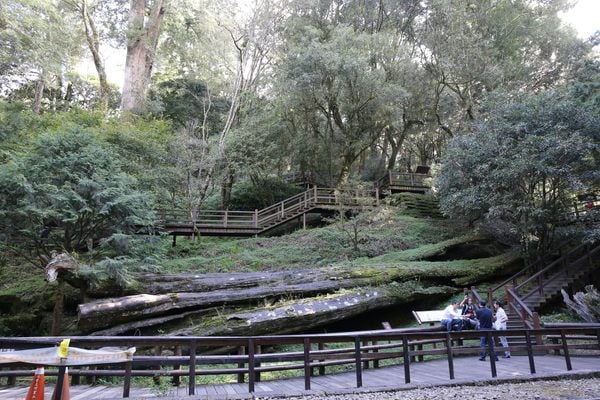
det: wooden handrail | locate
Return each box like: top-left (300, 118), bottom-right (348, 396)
top-left (515, 242), bottom-right (587, 292)
top-left (1, 327), bottom-right (598, 398)
top-left (506, 286), bottom-right (536, 329)
top-left (155, 172), bottom-right (433, 236)
top-left (160, 186), bottom-right (378, 232)
top-left (489, 239), bottom-right (575, 297)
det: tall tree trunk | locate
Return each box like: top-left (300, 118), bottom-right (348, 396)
top-left (121, 0), bottom-right (166, 114)
top-left (81, 0), bottom-right (109, 109)
top-left (51, 279), bottom-right (65, 335)
top-left (33, 77), bottom-right (45, 114)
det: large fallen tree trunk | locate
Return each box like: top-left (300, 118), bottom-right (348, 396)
top-left (78, 278), bottom-right (371, 331)
top-left (133, 269), bottom-right (345, 294)
top-left (171, 282), bottom-right (453, 336)
top-left (78, 251), bottom-right (521, 333)
top-left (92, 282), bottom-right (453, 336)
top-left (84, 234), bottom-right (495, 298)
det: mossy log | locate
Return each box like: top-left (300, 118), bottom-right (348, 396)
top-left (172, 283), bottom-right (452, 336)
top-left (78, 277), bottom-right (370, 331)
top-left (133, 269), bottom-right (351, 294)
top-left (77, 251), bottom-right (521, 334)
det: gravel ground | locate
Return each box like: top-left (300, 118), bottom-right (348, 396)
top-left (258, 377), bottom-right (600, 400)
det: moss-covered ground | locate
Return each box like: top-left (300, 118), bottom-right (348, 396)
top-left (1, 204), bottom-right (581, 336)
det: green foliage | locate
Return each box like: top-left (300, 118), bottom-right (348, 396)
top-left (277, 21), bottom-right (408, 183)
top-left (0, 0), bottom-right (82, 90)
top-left (348, 251), bottom-right (522, 287)
top-left (150, 77), bottom-right (229, 129)
top-left (437, 90), bottom-right (599, 254)
top-left (370, 233), bottom-right (490, 262)
top-left (0, 108), bottom-right (160, 264)
top-left (163, 209), bottom-right (459, 273)
top-left (569, 58), bottom-right (600, 110)
top-left (226, 177), bottom-right (302, 210)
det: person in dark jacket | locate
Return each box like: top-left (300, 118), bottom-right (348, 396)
top-left (476, 300), bottom-right (498, 361)
top-left (460, 295), bottom-right (479, 330)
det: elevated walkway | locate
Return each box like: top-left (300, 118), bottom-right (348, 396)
top-left (156, 170), bottom-right (435, 238)
top-left (0, 355), bottom-right (597, 399)
top-left (156, 187), bottom-right (380, 238)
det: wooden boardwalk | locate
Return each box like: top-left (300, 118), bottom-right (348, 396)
top-left (1, 355), bottom-right (598, 399)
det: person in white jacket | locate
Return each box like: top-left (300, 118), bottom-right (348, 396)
top-left (441, 300), bottom-right (464, 331)
top-left (494, 300), bottom-right (510, 358)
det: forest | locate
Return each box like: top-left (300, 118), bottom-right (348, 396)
top-left (0, 0), bottom-right (599, 337)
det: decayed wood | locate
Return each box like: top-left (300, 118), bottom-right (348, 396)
top-left (77, 251), bottom-right (521, 335)
top-left (171, 283), bottom-right (452, 336)
top-left (78, 278), bottom-right (371, 331)
top-left (89, 307), bottom-right (218, 336)
top-left (133, 269), bottom-right (341, 294)
top-left (562, 286), bottom-right (600, 323)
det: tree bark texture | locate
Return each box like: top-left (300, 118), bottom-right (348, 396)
top-left (120, 0), bottom-right (166, 114)
top-left (170, 283), bottom-right (451, 336)
top-left (81, 0), bottom-right (109, 109)
top-left (77, 249), bottom-right (520, 335)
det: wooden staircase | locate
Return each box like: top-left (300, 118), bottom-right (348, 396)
top-left (512, 242), bottom-right (600, 313)
top-left (156, 186), bottom-right (380, 237)
top-left (476, 241), bottom-right (600, 353)
top-left (155, 171), bottom-right (436, 238)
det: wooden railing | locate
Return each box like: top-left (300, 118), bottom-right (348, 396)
top-left (390, 172), bottom-right (430, 187)
top-left (156, 186), bottom-right (379, 234)
top-left (514, 242), bottom-right (600, 304)
top-left (481, 242), bottom-right (600, 333)
top-left (377, 171), bottom-right (431, 189)
top-left (569, 201), bottom-right (599, 221)
top-left (479, 240), bottom-right (573, 309)
top-left (1, 327), bottom-right (599, 399)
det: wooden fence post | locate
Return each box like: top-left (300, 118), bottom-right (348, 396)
top-left (123, 361), bottom-right (132, 398)
top-left (237, 345), bottom-right (246, 383)
top-left (303, 338), bottom-right (311, 390)
top-left (362, 340), bottom-right (369, 369)
top-left (248, 339), bottom-right (256, 393)
top-left (525, 331), bottom-right (536, 374)
top-left (487, 332), bottom-right (497, 377)
top-left (172, 345), bottom-right (181, 387)
top-left (445, 333), bottom-right (454, 380)
top-left (561, 331), bottom-right (572, 371)
top-left (318, 342), bottom-right (325, 376)
top-left (533, 312), bottom-right (542, 345)
top-left (253, 210), bottom-right (258, 228)
top-left (354, 337), bottom-right (363, 388)
top-left (505, 285), bottom-right (513, 304)
top-left (153, 346), bottom-right (162, 385)
top-left (188, 340), bottom-right (196, 396)
top-left (402, 335), bottom-right (411, 384)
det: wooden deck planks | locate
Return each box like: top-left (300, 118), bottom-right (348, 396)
top-left (0, 355), bottom-right (598, 399)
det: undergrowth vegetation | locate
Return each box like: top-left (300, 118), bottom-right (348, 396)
top-left (164, 209), bottom-right (461, 273)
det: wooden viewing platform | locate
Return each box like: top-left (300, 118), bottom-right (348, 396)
top-left (155, 171), bottom-right (434, 239)
top-left (1, 326), bottom-right (599, 399)
top-left (0, 354), bottom-right (598, 399)
top-left (155, 186), bottom-right (380, 238)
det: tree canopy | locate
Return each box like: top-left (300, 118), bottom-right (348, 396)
top-left (0, 0), bottom-right (598, 258)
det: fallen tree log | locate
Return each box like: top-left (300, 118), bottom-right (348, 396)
top-left (170, 282), bottom-right (453, 336)
top-left (133, 269), bottom-right (339, 294)
top-left (78, 251), bottom-right (521, 333)
top-left (78, 278), bottom-right (372, 331)
top-left (89, 307), bottom-right (218, 336)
